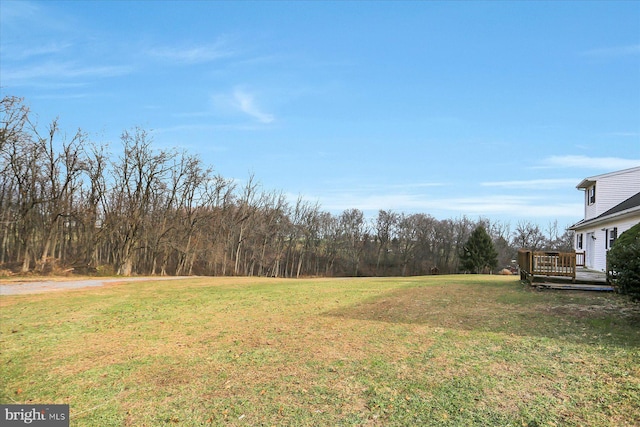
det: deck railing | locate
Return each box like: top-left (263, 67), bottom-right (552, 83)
top-left (576, 251), bottom-right (585, 267)
top-left (518, 249), bottom-right (577, 281)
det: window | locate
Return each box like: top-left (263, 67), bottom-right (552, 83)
top-left (606, 227), bottom-right (617, 249)
top-left (588, 185), bottom-right (596, 205)
top-left (576, 233), bottom-right (583, 249)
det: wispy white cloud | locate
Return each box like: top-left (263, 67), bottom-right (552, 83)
top-left (2, 61), bottom-right (133, 86)
top-left (305, 191), bottom-right (581, 220)
top-left (32, 92), bottom-right (98, 100)
top-left (481, 178), bottom-right (579, 189)
top-left (542, 155), bottom-right (640, 170)
top-left (231, 88), bottom-right (275, 124)
top-left (435, 196), bottom-right (580, 218)
top-left (7, 81), bottom-right (89, 90)
top-left (582, 44), bottom-right (640, 57)
top-left (297, 180), bottom-right (580, 220)
top-left (0, 2), bottom-right (132, 89)
top-left (1, 42), bottom-right (72, 61)
top-left (0, 0), bottom-right (39, 24)
top-left (0, 0), bottom-right (78, 38)
top-left (147, 39), bottom-right (236, 64)
top-left (604, 131), bottom-right (640, 137)
top-left (321, 182), bottom-right (446, 192)
top-left (152, 123), bottom-right (265, 134)
top-left (210, 87), bottom-right (275, 124)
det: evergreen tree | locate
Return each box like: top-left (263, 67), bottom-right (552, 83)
top-left (460, 225), bottom-right (498, 274)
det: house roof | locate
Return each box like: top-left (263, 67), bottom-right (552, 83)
top-left (599, 191), bottom-right (640, 217)
top-left (569, 191), bottom-right (640, 230)
top-left (576, 165), bottom-right (640, 189)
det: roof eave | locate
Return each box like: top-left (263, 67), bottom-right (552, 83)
top-left (576, 178), bottom-right (595, 189)
top-left (568, 207), bottom-right (640, 231)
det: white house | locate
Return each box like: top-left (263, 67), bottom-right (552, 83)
top-left (568, 166), bottom-right (640, 272)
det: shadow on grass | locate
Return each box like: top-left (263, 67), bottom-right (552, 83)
top-left (324, 282), bottom-right (640, 348)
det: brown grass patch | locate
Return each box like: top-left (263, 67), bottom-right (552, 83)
top-left (3, 276), bottom-right (639, 426)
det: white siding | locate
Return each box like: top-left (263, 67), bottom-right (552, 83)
top-left (584, 185), bottom-right (597, 220)
top-left (576, 215), bottom-right (640, 272)
top-left (573, 167), bottom-right (640, 271)
top-left (586, 168), bottom-right (640, 220)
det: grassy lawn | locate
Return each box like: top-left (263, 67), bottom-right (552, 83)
top-left (1, 275), bottom-right (639, 426)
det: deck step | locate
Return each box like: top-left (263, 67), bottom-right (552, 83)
top-left (535, 283), bottom-right (615, 291)
top-left (529, 273), bottom-right (607, 286)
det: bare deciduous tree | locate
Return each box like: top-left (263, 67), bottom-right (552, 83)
top-left (2, 95), bottom-right (578, 279)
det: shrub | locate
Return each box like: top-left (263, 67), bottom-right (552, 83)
top-left (607, 222), bottom-right (640, 300)
top-left (96, 264), bottom-right (116, 277)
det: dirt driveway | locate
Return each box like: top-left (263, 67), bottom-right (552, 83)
top-left (0, 276), bottom-right (190, 296)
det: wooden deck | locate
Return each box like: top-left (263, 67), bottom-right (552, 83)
top-left (518, 249), bottom-right (613, 291)
top-left (518, 249), bottom-right (577, 281)
top-left (575, 268), bottom-right (607, 283)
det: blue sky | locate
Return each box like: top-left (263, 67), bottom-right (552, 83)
top-left (1, 1), bottom-right (639, 228)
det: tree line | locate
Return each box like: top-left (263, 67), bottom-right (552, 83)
top-left (0, 96), bottom-right (573, 277)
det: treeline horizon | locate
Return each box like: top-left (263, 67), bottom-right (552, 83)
top-left (1, 96), bottom-right (573, 277)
